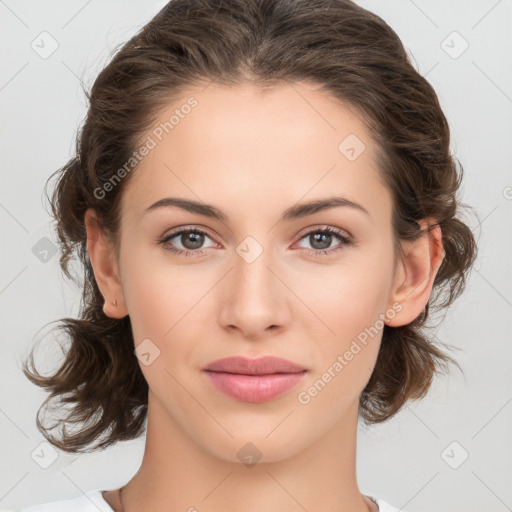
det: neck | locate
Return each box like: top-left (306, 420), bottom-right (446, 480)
top-left (115, 390), bottom-right (373, 512)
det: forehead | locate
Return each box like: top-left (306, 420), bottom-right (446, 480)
top-left (120, 81), bottom-right (389, 224)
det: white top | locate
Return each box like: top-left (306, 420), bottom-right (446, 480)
top-left (6, 490), bottom-right (404, 512)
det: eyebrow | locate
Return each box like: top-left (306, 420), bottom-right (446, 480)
top-left (143, 196), bottom-right (370, 221)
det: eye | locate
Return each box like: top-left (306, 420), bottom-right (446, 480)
top-left (157, 225), bottom-right (354, 258)
top-left (294, 226), bottom-right (353, 257)
top-left (158, 227), bottom-right (218, 257)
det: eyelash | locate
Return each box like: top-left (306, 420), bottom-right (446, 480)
top-left (157, 226), bottom-right (354, 258)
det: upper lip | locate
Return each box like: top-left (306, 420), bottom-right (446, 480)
top-left (203, 356), bottom-right (307, 375)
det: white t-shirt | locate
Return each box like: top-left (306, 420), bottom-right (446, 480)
top-left (6, 490), bottom-right (404, 512)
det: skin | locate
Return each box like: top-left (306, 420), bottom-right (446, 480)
top-left (85, 81), bottom-right (444, 512)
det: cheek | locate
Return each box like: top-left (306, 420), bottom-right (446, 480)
top-left (121, 269), bottom-right (168, 341)
top-left (120, 240), bottom-right (195, 333)
top-left (120, 245), bottom-right (212, 385)
top-left (297, 236), bottom-right (395, 386)
top-left (120, 256), bottom-right (203, 402)
top-left (294, 276), bottom-right (387, 417)
top-left (298, 241), bottom-right (394, 338)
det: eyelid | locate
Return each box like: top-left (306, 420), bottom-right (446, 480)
top-left (295, 224), bottom-right (352, 241)
top-left (163, 224), bottom-right (217, 239)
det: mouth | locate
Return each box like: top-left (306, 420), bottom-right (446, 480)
top-left (202, 355), bottom-right (308, 403)
top-left (203, 355), bottom-right (307, 374)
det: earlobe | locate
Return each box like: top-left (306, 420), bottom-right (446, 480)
top-left (385, 219), bottom-right (444, 327)
top-left (85, 208), bottom-right (128, 319)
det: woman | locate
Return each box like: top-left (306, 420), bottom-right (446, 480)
top-left (17, 0), bottom-right (477, 510)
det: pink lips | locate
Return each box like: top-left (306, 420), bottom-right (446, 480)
top-left (203, 356), bottom-right (308, 403)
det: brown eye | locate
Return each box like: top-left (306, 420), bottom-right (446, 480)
top-left (176, 231), bottom-right (206, 250)
top-left (158, 228), bottom-right (217, 256)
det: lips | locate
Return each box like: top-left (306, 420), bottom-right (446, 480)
top-left (203, 355), bottom-right (307, 375)
top-left (202, 356), bottom-right (308, 403)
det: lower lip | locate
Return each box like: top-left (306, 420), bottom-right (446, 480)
top-left (203, 370), bottom-right (307, 403)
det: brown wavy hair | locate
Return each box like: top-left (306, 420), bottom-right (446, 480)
top-left (22, 0), bottom-right (478, 453)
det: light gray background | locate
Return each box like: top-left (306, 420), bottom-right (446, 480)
top-left (1, 1), bottom-right (511, 511)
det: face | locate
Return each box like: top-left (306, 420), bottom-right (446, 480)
top-left (107, 81), bottom-right (403, 462)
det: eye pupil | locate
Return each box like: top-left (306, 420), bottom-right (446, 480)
top-left (311, 232), bottom-right (331, 250)
top-left (182, 231), bottom-right (204, 249)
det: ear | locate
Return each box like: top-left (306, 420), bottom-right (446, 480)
top-left (84, 208), bottom-right (128, 319)
top-left (385, 218), bottom-right (444, 326)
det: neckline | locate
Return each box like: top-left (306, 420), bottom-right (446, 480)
top-left (96, 490), bottom-right (381, 511)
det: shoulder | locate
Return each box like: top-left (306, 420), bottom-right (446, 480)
top-left (6, 490), bottom-right (114, 512)
top-left (373, 497), bottom-right (404, 512)
top-left (365, 493), bottom-right (404, 512)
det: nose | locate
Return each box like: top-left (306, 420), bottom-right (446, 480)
top-left (218, 247), bottom-right (291, 340)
